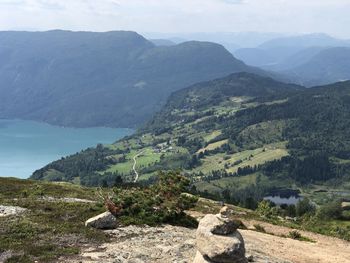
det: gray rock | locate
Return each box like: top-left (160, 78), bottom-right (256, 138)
top-left (196, 214), bottom-right (246, 263)
top-left (219, 206), bottom-right (232, 218)
top-left (0, 205), bottom-right (27, 217)
top-left (198, 214), bottom-right (239, 235)
top-left (85, 211), bottom-right (117, 229)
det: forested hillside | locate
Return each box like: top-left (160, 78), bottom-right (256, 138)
top-left (0, 30), bottom-right (263, 128)
top-left (31, 73), bottom-right (350, 203)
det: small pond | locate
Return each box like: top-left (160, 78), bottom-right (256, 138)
top-left (263, 189), bottom-right (302, 205)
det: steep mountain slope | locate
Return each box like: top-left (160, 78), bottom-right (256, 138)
top-left (284, 47), bottom-right (350, 86)
top-left (263, 46), bottom-right (326, 71)
top-left (31, 73), bottom-right (350, 203)
top-left (234, 48), bottom-right (277, 67)
top-left (147, 72), bottom-right (302, 125)
top-left (31, 73), bottom-right (299, 181)
top-left (0, 30), bottom-right (259, 128)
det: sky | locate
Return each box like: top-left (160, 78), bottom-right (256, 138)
top-left (0, 0), bottom-right (349, 38)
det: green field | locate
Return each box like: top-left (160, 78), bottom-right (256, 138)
top-left (194, 173), bottom-right (292, 194)
top-left (193, 142), bottom-right (288, 174)
top-left (197, 139), bottom-right (228, 153)
top-left (195, 173), bottom-right (264, 193)
top-left (203, 130), bottom-right (222, 142)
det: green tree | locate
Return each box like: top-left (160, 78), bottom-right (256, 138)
top-left (256, 200), bottom-right (274, 218)
top-left (296, 198), bottom-right (315, 217)
top-left (317, 200), bottom-right (343, 220)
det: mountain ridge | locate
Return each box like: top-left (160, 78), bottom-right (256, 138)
top-left (283, 47), bottom-right (350, 86)
top-left (30, 73), bottom-right (350, 196)
top-left (0, 30), bottom-right (264, 128)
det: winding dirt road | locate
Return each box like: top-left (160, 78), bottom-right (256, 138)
top-left (132, 151), bottom-right (144, 183)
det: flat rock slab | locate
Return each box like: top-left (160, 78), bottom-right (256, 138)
top-left (67, 225), bottom-right (197, 263)
top-left (64, 225), bottom-right (287, 263)
top-left (0, 205), bottom-right (27, 217)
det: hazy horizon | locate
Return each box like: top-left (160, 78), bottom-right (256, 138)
top-left (1, 0), bottom-right (350, 38)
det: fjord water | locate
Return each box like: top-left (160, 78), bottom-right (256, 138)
top-left (0, 119), bottom-right (133, 179)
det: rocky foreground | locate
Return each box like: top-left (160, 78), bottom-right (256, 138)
top-left (64, 224), bottom-right (288, 263)
top-left (64, 208), bottom-right (285, 263)
top-left (1, 204), bottom-right (350, 263)
top-left (63, 207), bottom-right (350, 263)
top-left (64, 223), bottom-right (350, 263)
top-left (1, 178), bottom-right (349, 263)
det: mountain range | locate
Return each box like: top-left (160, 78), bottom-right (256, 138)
top-left (234, 33), bottom-right (350, 68)
top-left (283, 47), bottom-right (350, 86)
top-left (234, 34), bottom-right (350, 86)
top-left (0, 30), bottom-right (262, 128)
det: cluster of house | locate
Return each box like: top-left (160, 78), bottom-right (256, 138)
top-left (152, 141), bottom-right (174, 153)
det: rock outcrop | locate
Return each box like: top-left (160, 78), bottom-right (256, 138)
top-left (85, 211), bottom-right (117, 229)
top-left (0, 205), bottom-right (27, 217)
top-left (193, 207), bottom-right (247, 263)
top-left (67, 224), bottom-right (196, 263)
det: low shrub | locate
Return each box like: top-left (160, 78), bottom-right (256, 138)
top-left (288, 230), bottom-right (315, 242)
top-left (317, 200), bottom-right (343, 220)
top-left (112, 171), bottom-right (199, 227)
top-left (253, 224), bottom-right (266, 233)
top-left (288, 230), bottom-right (302, 239)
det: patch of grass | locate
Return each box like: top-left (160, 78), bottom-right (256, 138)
top-left (303, 218), bottom-right (350, 241)
top-left (203, 130), bottom-right (222, 142)
top-left (288, 230), bottom-right (315, 242)
top-left (0, 178), bottom-right (109, 263)
top-left (192, 142), bottom-right (288, 175)
top-left (288, 230), bottom-right (302, 239)
top-left (105, 160), bottom-right (134, 175)
top-left (226, 143), bottom-right (289, 174)
top-left (192, 153), bottom-right (226, 174)
top-left (5, 255), bottom-right (32, 263)
top-left (197, 139), bottom-right (228, 153)
top-left (253, 224), bottom-right (266, 233)
top-left (135, 148), bottom-right (161, 169)
top-left (0, 178), bottom-right (96, 201)
top-left (194, 173), bottom-right (280, 193)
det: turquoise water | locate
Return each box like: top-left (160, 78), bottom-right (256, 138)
top-left (0, 119), bottom-right (133, 179)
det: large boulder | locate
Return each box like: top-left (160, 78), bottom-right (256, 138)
top-left (194, 210), bottom-right (247, 263)
top-left (85, 211), bottom-right (117, 229)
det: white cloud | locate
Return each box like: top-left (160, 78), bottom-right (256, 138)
top-left (0, 0), bottom-right (348, 38)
